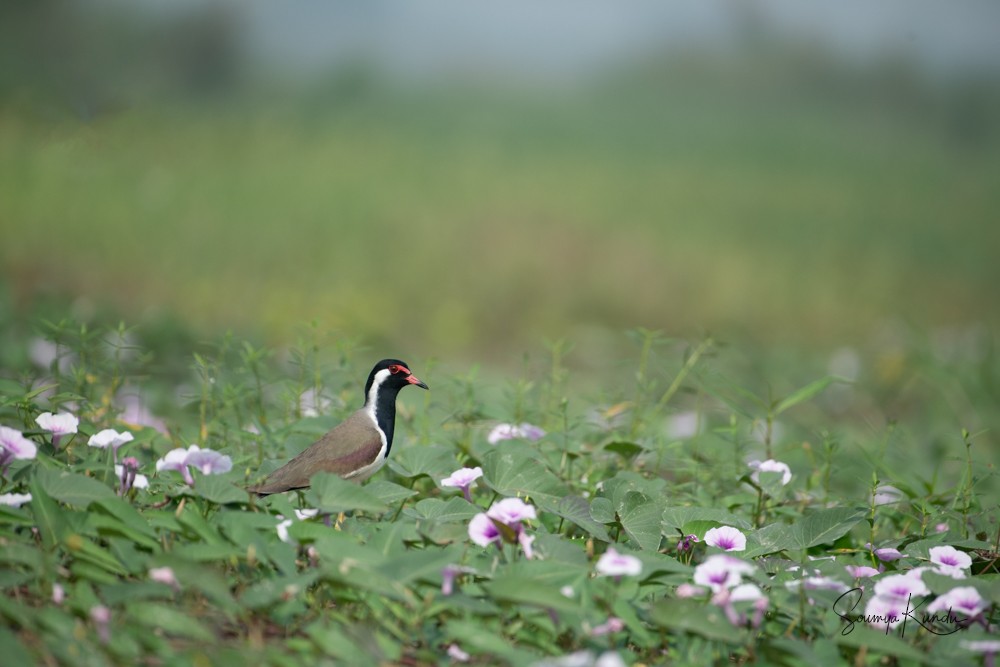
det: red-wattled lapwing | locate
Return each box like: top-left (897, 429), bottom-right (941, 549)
top-left (252, 359), bottom-right (428, 495)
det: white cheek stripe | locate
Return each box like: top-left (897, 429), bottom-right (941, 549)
top-left (364, 368), bottom-right (391, 450)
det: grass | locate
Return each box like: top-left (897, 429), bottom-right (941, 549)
top-left (2, 59), bottom-right (999, 362)
top-left (0, 309), bottom-right (997, 665)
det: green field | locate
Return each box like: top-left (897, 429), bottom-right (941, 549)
top-left (2, 57), bottom-right (999, 366)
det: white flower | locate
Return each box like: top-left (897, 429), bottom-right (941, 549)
top-left (595, 548), bottom-right (642, 577)
top-left (440, 467), bottom-right (483, 490)
top-left (155, 444), bottom-right (232, 485)
top-left (149, 567), bottom-right (179, 588)
top-left (486, 497), bottom-right (536, 524)
top-left (928, 545), bottom-right (972, 571)
top-left (294, 508), bottom-right (319, 521)
top-left (114, 465), bottom-right (149, 489)
top-left (446, 644), bottom-right (470, 662)
top-left (693, 555), bottom-right (755, 592)
top-left (865, 594), bottom-right (907, 632)
top-left (276, 518), bottom-right (294, 544)
top-left (926, 586), bottom-right (986, 618)
top-left (88, 429), bottom-right (134, 450)
top-left (487, 422), bottom-right (545, 444)
top-left (748, 459), bottom-right (792, 486)
top-left (704, 526), bottom-right (747, 552)
top-left (872, 485), bottom-right (905, 506)
top-left (0, 492), bottom-right (32, 507)
top-left (873, 573), bottom-right (930, 600)
top-left (35, 412), bottom-right (79, 436)
top-left (0, 426), bottom-right (37, 460)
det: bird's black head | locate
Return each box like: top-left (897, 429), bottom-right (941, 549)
top-left (363, 358), bottom-right (429, 403)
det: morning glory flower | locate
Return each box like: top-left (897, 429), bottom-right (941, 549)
top-left (926, 586), bottom-right (986, 618)
top-left (440, 466), bottom-right (483, 502)
top-left (88, 429), bottom-right (134, 462)
top-left (0, 426), bottom-right (37, 475)
top-left (116, 458), bottom-right (149, 495)
top-left (487, 422), bottom-right (546, 444)
top-left (675, 583), bottom-right (706, 599)
top-left (90, 605), bottom-right (112, 643)
top-left (36, 411), bottom-right (79, 436)
top-left (704, 526), bottom-right (747, 552)
top-left (52, 583), bottom-right (65, 605)
top-left (468, 513), bottom-right (501, 548)
top-left (693, 554), bottom-right (756, 592)
top-left (468, 497), bottom-right (538, 558)
top-left (873, 573), bottom-right (930, 600)
top-left (872, 485), bottom-right (905, 506)
top-left (0, 492), bottom-right (32, 508)
top-left (868, 545), bottom-right (904, 562)
top-left (748, 459), bottom-right (792, 486)
top-left (595, 548), bottom-right (643, 578)
top-left (929, 545), bottom-right (972, 575)
top-left (36, 411), bottom-right (79, 450)
top-left (149, 566), bottom-right (179, 589)
top-left (155, 445), bottom-right (232, 486)
top-left (846, 565), bottom-right (881, 578)
top-left (864, 594), bottom-right (907, 632)
top-left (446, 644), bottom-right (470, 662)
top-left (590, 617), bottom-right (625, 636)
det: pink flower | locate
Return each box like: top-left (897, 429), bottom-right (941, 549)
top-left (1, 426), bottom-right (38, 475)
top-left (591, 617), bottom-right (625, 636)
top-left (149, 567), bottom-right (179, 589)
top-left (440, 467), bottom-right (483, 502)
top-left (446, 644), bottom-right (470, 662)
top-left (873, 573), bottom-right (929, 599)
top-left (595, 548), bottom-right (642, 577)
top-left (748, 459), bottom-right (792, 486)
top-left (486, 497), bottom-right (536, 524)
top-left (868, 545), bottom-right (904, 562)
top-left (90, 605), bottom-right (112, 643)
top-left (35, 412), bottom-right (78, 436)
top-left (872, 485), bottom-right (904, 506)
top-left (487, 422), bottom-right (545, 444)
top-left (693, 555), bottom-right (755, 592)
top-left (155, 445), bottom-right (232, 486)
top-left (52, 583), bottom-right (65, 605)
top-left (675, 583), bottom-right (706, 599)
top-left (468, 513), bottom-right (501, 548)
top-left (468, 497), bottom-right (537, 558)
top-left (116, 458), bottom-right (148, 495)
top-left (846, 565), bottom-right (881, 578)
top-left (864, 595), bottom-right (907, 632)
top-left (929, 545), bottom-right (972, 572)
top-left (704, 526), bottom-right (747, 552)
top-left (926, 586), bottom-right (985, 618)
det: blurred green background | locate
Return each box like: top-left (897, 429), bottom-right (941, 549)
top-left (2, 1), bottom-right (998, 368)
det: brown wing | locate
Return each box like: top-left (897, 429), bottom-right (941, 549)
top-left (251, 410), bottom-right (384, 495)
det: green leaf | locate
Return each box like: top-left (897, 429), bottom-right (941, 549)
top-left (37, 468), bottom-right (115, 506)
top-left (618, 491), bottom-right (663, 551)
top-left (743, 522), bottom-right (797, 558)
top-left (241, 573), bottom-right (319, 609)
top-left (304, 473), bottom-right (387, 514)
top-left (0, 626), bottom-right (33, 666)
top-left (480, 448), bottom-right (566, 498)
top-left (29, 473), bottom-right (67, 550)
top-left (192, 473), bottom-right (249, 504)
top-left (484, 562), bottom-right (586, 614)
top-left (127, 602), bottom-right (216, 641)
top-left (662, 506), bottom-right (753, 533)
top-left (773, 375), bottom-right (846, 415)
top-left (405, 497), bottom-right (480, 523)
top-left (386, 445), bottom-right (456, 480)
top-left (835, 626), bottom-right (930, 663)
top-left (649, 599), bottom-right (743, 643)
top-left (534, 495), bottom-right (610, 541)
top-left (791, 507), bottom-right (866, 550)
top-left (603, 441), bottom-right (645, 459)
top-left (590, 497), bottom-right (615, 524)
top-left (364, 480), bottom-right (419, 505)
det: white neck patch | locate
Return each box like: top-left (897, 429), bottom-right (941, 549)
top-left (364, 368), bottom-right (392, 447)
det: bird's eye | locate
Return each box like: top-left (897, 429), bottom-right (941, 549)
top-left (388, 365), bottom-right (402, 375)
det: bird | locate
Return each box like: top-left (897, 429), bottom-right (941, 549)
top-left (251, 359), bottom-right (428, 495)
